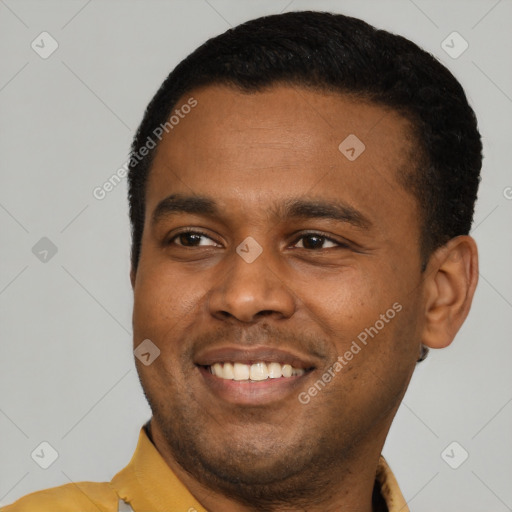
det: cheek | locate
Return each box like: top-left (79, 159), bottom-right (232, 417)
top-left (318, 304), bottom-right (419, 421)
top-left (132, 260), bottom-right (210, 347)
top-left (133, 265), bottom-right (182, 338)
top-left (132, 266), bottom-right (197, 394)
top-left (305, 266), bottom-right (394, 324)
top-left (309, 263), bottom-right (416, 356)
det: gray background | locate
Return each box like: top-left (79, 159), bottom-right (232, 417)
top-left (1, 0), bottom-right (511, 510)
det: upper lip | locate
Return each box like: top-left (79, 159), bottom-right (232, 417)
top-left (194, 345), bottom-right (317, 370)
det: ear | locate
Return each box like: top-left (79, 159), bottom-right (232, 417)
top-left (421, 235), bottom-right (479, 349)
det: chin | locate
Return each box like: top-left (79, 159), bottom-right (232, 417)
top-left (174, 438), bottom-right (327, 506)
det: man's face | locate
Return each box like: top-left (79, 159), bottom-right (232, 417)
top-left (132, 85), bottom-right (427, 496)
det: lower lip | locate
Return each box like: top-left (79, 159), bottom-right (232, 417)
top-left (197, 365), bottom-right (313, 405)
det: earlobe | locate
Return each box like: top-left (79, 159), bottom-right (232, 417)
top-left (421, 235), bottom-right (479, 349)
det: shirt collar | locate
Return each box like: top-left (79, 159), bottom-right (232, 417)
top-left (375, 455), bottom-right (410, 512)
top-left (110, 424), bottom-right (206, 512)
top-left (110, 425), bottom-right (409, 512)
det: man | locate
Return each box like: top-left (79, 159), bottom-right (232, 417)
top-left (3, 9), bottom-right (481, 512)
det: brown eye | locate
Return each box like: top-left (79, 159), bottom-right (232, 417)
top-left (293, 233), bottom-right (343, 250)
top-left (169, 230), bottom-right (219, 247)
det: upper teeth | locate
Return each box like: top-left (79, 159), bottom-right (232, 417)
top-left (209, 362), bottom-right (305, 381)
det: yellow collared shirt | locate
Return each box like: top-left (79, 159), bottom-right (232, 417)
top-left (2, 425), bottom-right (409, 511)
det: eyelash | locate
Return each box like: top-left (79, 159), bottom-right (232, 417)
top-left (167, 228), bottom-right (350, 250)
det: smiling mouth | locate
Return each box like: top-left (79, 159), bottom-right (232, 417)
top-left (203, 361), bottom-right (313, 382)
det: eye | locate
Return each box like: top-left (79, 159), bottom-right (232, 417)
top-left (168, 229), bottom-right (220, 247)
top-left (292, 232), bottom-right (348, 250)
top-left (167, 230), bottom-right (349, 251)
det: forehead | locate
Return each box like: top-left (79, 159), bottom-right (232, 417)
top-left (145, 84), bottom-right (418, 231)
top-left (156, 84), bottom-right (414, 165)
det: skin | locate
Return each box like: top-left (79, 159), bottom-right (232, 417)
top-left (130, 84), bottom-right (478, 511)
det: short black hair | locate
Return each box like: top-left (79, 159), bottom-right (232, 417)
top-left (128, 10), bottom-right (482, 272)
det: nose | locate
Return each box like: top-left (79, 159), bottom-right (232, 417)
top-left (207, 244), bottom-right (296, 324)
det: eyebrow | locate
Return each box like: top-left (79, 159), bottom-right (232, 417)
top-left (151, 193), bottom-right (372, 230)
